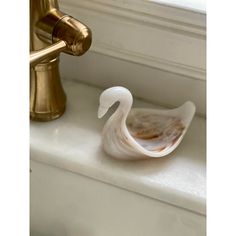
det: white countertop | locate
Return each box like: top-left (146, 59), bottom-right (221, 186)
top-left (30, 80), bottom-right (206, 215)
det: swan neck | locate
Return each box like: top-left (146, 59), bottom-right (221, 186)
top-left (117, 97), bottom-right (132, 120)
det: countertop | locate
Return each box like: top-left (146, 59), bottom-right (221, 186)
top-left (30, 79), bottom-right (206, 215)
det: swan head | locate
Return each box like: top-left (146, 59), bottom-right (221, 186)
top-left (98, 86), bottom-right (133, 118)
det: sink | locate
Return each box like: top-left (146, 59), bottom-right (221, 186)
top-left (30, 80), bottom-right (206, 236)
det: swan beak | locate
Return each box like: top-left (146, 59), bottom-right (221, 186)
top-left (98, 105), bottom-right (108, 118)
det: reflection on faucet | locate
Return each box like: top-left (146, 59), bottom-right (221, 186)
top-left (30, 0), bottom-right (92, 121)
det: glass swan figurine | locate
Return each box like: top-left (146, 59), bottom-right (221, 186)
top-left (98, 86), bottom-right (196, 160)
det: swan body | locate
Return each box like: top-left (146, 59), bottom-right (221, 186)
top-left (98, 86), bottom-right (196, 160)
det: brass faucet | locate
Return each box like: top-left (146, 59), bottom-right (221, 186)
top-left (30, 0), bottom-right (92, 121)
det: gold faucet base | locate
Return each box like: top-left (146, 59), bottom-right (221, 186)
top-left (30, 58), bottom-right (66, 121)
top-left (30, 107), bottom-right (66, 122)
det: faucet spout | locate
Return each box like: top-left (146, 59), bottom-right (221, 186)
top-left (30, 0), bottom-right (92, 121)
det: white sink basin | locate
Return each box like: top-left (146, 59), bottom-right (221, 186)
top-left (30, 80), bottom-right (206, 236)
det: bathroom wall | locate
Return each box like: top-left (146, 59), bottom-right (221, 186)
top-left (59, 0), bottom-right (206, 115)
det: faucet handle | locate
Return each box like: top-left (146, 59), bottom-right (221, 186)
top-left (30, 40), bottom-right (66, 67)
top-left (52, 15), bottom-right (92, 56)
top-left (31, 13), bottom-right (92, 66)
top-left (30, 14), bottom-right (92, 67)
